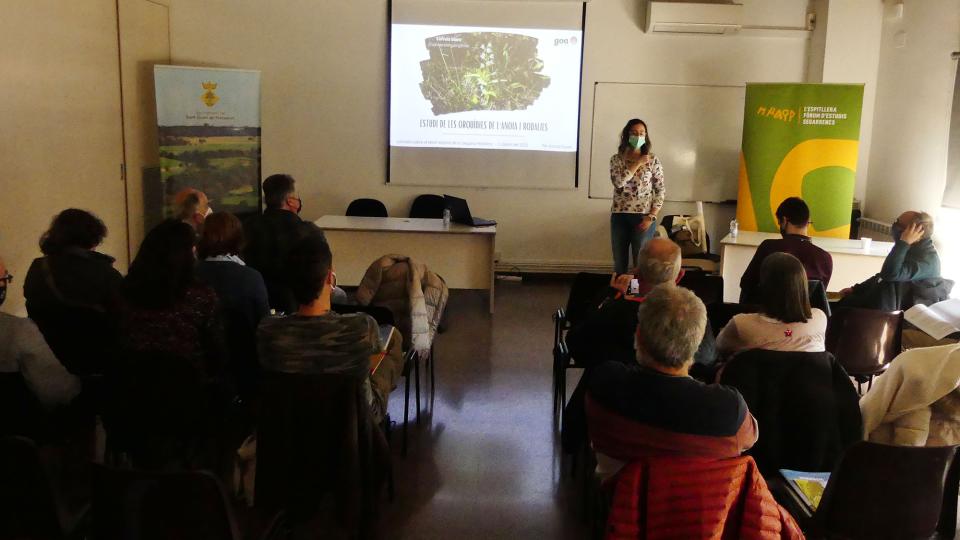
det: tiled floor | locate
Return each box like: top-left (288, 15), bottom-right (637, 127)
top-left (376, 278), bottom-right (589, 539)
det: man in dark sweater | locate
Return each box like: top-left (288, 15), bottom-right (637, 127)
top-left (587, 284), bottom-right (757, 479)
top-left (244, 174), bottom-right (327, 313)
top-left (739, 197), bottom-right (832, 304)
top-left (839, 210), bottom-right (951, 310)
top-left (561, 238), bottom-right (716, 452)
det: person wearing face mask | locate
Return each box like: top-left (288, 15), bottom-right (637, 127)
top-left (738, 197), bottom-right (833, 305)
top-left (839, 210), bottom-right (952, 311)
top-left (609, 118), bottom-right (665, 275)
top-left (243, 173), bottom-right (332, 313)
top-left (0, 255), bottom-right (82, 437)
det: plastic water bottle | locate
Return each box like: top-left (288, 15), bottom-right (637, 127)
top-left (729, 218), bottom-right (739, 238)
top-left (442, 208), bottom-right (451, 228)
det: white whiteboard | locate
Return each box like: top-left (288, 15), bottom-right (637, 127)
top-left (588, 83), bottom-right (745, 202)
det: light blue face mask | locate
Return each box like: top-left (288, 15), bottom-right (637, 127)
top-left (628, 135), bottom-right (646, 149)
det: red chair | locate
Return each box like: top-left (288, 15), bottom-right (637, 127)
top-left (825, 306), bottom-right (903, 394)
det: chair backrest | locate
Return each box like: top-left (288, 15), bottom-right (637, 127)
top-left (345, 198), bottom-right (388, 217)
top-left (807, 279), bottom-right (831, 317)
top-left (563, 272), bottom-right (613, 326)
top-left (707, 302), bottom-right (759, 336)
top-left (719, 350), bottom-right (862, 476)
top-left (0, 436), bottom-right (65, 540)
top-left (825, 306), bottom-right (903, 377)
top-left (408, 194), bottom-right (446, 219)
top-left (815, 442), bottom-right (960, 540)
top-left (256, 370), bottom-right (386, 530)
top-left (102, 351), bottom-right (212, 469)
top-left (91, 464), bottom-right (239, 540)
top-left (678, 271), bottom-right (723, 306)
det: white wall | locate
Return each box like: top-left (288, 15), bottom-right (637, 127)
top-left (866, 0), bottom-right (960, 222)
top-left (166, 0), bottom-right (811, 270)
top-left (816, 0), bottom-right (884, 206)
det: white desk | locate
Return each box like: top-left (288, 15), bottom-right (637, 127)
top-left (315, 216), bottom-right (497, 313)
top-left (719, 231), bottom-right (894, 303)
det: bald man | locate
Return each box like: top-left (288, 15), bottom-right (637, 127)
top-left (840, 210), bottom-right (951, 310)
top-left (173, 188), bottom-right (211, 231)
top-left (561, 238), bottom-right (717, 453)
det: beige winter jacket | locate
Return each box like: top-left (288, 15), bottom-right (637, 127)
top-left (860, 343), bottom-right (960, 446)
top-left (356, 255), bottom-right (449, 355)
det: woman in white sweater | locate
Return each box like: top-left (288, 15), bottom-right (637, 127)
top-left (717, 252), bottom-right (827, 355)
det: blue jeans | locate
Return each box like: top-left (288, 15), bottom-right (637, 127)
top-left (611, 213), bottom-right (656, 274)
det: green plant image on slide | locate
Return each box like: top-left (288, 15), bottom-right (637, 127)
top-left (419, 32), bottom-right (550, 115)
top-left (158, 125), bottom-right (261, 216)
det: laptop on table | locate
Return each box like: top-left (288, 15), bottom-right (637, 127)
top-left (443, 195), bottom-right (496, 227)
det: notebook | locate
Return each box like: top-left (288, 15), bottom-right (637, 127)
top-left (905, 298), bottom-right (960, 340)
top-left (780, 469), bottom-right (830, 512)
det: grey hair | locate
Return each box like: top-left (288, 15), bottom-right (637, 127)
top-left (635, 240), bottom-right (682, 285)
top-left (913, 211), bottom-right (935, 239)
top-left (636, 284), bottom-right (707, 369)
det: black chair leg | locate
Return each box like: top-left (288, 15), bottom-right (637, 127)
top-left (403, 367), bottom-right (410, 457)
top-left (414, 352), bottom-right (421, 426)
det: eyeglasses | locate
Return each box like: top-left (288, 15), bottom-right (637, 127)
top-left (0, 273), bottom-right (12, 284)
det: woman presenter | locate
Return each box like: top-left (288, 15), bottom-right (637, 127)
top-left (609, 118), bottom-right (665, 274)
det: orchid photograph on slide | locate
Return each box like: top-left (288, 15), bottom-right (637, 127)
top-left (419, 32), bottom-right (551, 115)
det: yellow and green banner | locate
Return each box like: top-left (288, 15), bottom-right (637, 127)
top-left (736, 83), bottom-right (864, 238)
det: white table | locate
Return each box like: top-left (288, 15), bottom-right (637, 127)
top-left (719, 231), bottom-right (894, 303)
top-left (315, 216), bottom-right (497, 313)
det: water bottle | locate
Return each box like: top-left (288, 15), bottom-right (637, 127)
top-left (442, 208), bottom-right (451, 228)
top-left (729, 218), bottom-right (739, 238)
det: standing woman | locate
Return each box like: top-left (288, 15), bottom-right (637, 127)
top-left (610, 119), bottom-right (665, 275)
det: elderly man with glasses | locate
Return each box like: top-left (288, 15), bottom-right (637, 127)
top-left (0, 256), bottom-right (81, 415)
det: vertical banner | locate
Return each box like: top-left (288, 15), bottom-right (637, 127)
top-left (154, 66), bottom-right (261, 217)
top-left (736, 83), bottom-right (864, 238)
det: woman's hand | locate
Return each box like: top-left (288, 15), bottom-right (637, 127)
top-left (624, 153), bottom-right (651, 174)
top-left (637, 214), bottom-right (655, 232)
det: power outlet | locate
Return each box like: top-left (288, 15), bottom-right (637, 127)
top-left (494, 251), bottom-right (501, 263)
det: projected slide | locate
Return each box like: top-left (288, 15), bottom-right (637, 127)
top-left (391, 24), bottom-right (583, 153)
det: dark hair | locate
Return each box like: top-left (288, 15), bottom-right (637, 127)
top-left (40, 209), bottom-right (107, 255)
top-left (759, 252), bottom-right (812, 324)
top-left (124, 220), bottom-right (198, 309)
top-left (776, 197), bottom-right (810, 227)
top-left (263, 174), bottom-right (296, 209)
top-left (198, 212), bottom-right (245, 259)
top-left (285, 234), bottom-right (332, 306)
top-left (618, 118), bottom-right (652, 156)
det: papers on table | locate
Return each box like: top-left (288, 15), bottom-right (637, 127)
top-left (905, 298), bottom-right (960, 340)
top-left (780, 469), bottom-right (830, 512)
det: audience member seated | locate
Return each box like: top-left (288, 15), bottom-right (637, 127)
top-left (195, 212), bottom-right (270, 400)
top-left (586, 284), bottom-right (757, 481)
top-left (718, 252), bottom-right (827, 357)
top-left (23, 209), bottom-right (123, 375)
top-left (243, 173), bottom-right (330, 313)
top-left (561, 239), bottom-right (717, 453)
top-left (739, 197), bottom-right (832, 304)
top-left (257, 235), bottom-right (401, 424)
top-left (861, 343), bottom-right (960, 446)
top-left (0, 255), bottom-right (81, 427)
top-left (839, 210), bottom-right (952, 310)
top-left (173, 187), bottom-right (211, 231)
top-left (118, 220), bottom-right (226, 377)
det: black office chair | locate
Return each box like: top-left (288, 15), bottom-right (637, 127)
top-left (678, 270), bottom-right (724, 306)
top-left (552, 273), bottom-right (614, 421)
top-left (409, 194), bottom-right (446, 219)
top-left (346, 198), bottom-right (388, 217)
top-left (808, 279), bottom-right (831, 317)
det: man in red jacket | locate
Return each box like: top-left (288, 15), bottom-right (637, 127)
top-left (587, 284), bottom-right (758, 480)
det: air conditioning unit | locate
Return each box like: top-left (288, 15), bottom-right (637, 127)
top-left (646, 0), bottom-right (743, 35)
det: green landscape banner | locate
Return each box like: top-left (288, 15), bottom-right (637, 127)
top-left (736, 83), bottom-right (864, 238)
top-left (154, 65), bottom-right (261, 217)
